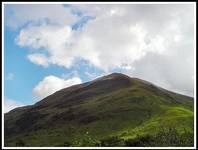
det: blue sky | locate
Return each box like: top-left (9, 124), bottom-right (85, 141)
top-left (4, 24), bottom-right (104, 104)
top-left (4, 4), bottom-right (105, 111)
top-left (4, 3), bottom-right (195, 113)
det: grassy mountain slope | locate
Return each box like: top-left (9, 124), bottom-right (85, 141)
top-left (4, 73), bottom-right (194, 147)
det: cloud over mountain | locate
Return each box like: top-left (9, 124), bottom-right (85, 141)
top-left (33, 75), bottom-right (82, 101)
top-left (4, 98), bottom-right (25, 113)
top-left (7, 4), bottom-right (194, 96)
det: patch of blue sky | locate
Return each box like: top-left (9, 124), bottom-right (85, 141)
top-left (4, 27), bottom-right (75, 104)
top-left (72, 16), bottom-right (95, 30)
top-left (4, 25), bottom-right (102, 104)
top-left (4, 4), bottom-right (98, 105)
top-left (63, 4), bottom-right (83, 17)
top-left (71, 8), bottom-right (83, 17)
top-left (4, 27), bottom-right (35, 104)
top-left (71, 58), bottom-right (104, 82)
top-left (19, 18), bottom-right (59, 32)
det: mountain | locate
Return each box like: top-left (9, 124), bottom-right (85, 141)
top-left (4, 73), bottom-right (194, 147)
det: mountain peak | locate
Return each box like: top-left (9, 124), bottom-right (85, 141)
top-left (100, 72), bottom-right (131, 80)
top-left (5, 71), bottom-right (193, 147)
top-left (108, 72), bottom-right (127, 77)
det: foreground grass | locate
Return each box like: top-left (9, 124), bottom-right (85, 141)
top-left (13, 127), bottom-right (193, 147)
top-left (6, 106), bottom-right (193, 147)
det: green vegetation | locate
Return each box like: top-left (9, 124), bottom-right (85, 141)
top-left (4, 73), bottom-right (194, 147)
top-left (15, 139), bottom-right (25, 146)
top-left (124, 127), bottom-right (193, 147)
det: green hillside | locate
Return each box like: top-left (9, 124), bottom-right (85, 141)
top-left (4, 73), bottom-right (194, 147)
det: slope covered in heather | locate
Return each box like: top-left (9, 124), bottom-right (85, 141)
top-left (4, 73), bottom-right (194, 147)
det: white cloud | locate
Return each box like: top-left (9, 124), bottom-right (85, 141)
top-left (11, 4), bottom-right (194, 96)
top-left (27, 53), bottom-right (49, 67)
top-left (33, 75), bottom-right (82, 101)
top-left (16, 24), bottom-right (75, 68)
top-left (123, 51), bottom-right (194, 96)
top-left (6, 73), bottom-right (14, 80)
top-left (5, 4), bottom-right (78, 30)
top-left (15, 13), bottom-right (169, 70)
top-left (15, 4), bottom-right (194, 69)
top-left (4, 98), bottom-right (25, 113)
top-left (84, 71), bottom-right (98, 79)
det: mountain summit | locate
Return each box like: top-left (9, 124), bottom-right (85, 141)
top-left (5, 73), bottom-right (194, 147)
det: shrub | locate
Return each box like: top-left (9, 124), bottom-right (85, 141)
top-left (63, 141), bottom-right (72, 147)
top-left (180, 131), bottom-right (194, 146)
top-left (125, 134), bottom-right (153, 146)
top-left (72, 132), bottom-right (100, 146)
top-left (124, 127), bottom-right (194, 147)
top-left (152, 127), bottom-right (193, 147)
top-left (100, 136), bottom-right (125, 146)
top-left (15, 139), bottom-right (25, 146)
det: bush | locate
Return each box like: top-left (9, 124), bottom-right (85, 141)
top-left (69, 127), bottom-right (193, 147)
top-left (125, 134), bottom-right (153, 146)
top-left (63, 141), bottom-right (72, 147)
top-left (124, 127), bottom-right (194, 147)
top-left (153, 127), bottom-right (180, 146)
top-left (72, 132), bottom-right (100, 146)
top-left (100, 136), bottom-right (125, 146)
top-left (15, 139), bottom-right (25, 146)
top-left (179, 131), bottom-right (194, 146)
top-left (152, 127), bottom-right (193, 147)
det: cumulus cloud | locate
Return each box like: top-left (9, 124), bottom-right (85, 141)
top-left (33, 75), bottom-right (82, 101)
top-left (16, 24), bottom-right (76, 68)
top-left (123, 52), bottom-right (194, 96)
top-left (71, 4), bottom-right (194, 71)
top-left (27, 53), bottom-right (50, 67)
top-left (15, 4), bottom-right (194, 68)
top-left (4, 4), bottom-right (78, 30)
top-left (4, 98), bottom-right (25, 113)
top-left (10, 4), bottom-right (195, 96)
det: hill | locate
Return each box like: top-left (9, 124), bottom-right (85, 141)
top-left (4, 73), bottom-right (194, 147)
